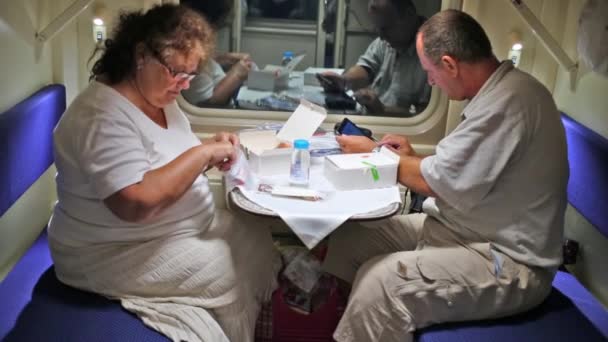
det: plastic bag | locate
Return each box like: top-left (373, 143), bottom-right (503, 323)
top-left (224, 148), bottom-right (257, 192)
top-left (577, 0), bottom-right (608, 77)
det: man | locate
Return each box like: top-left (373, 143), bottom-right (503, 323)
top-left (319, 0), bottom-right (430, 116)
top-left (323, 9), bottom-right (569, 342)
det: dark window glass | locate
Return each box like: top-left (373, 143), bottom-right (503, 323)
top-left (246, 0), bottom-right (319, 21)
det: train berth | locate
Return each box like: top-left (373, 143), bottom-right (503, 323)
top-left (1, 84), bottom-right (607, 341)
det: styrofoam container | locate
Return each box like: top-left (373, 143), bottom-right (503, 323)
top-left (248, 148), bottom-right (292, 176)
top-left (324, 148), bottom-right (399, 190)
top-left (248, 65), bottom-right (289, 91)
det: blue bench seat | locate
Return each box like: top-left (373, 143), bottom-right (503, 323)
top-left (1, 230), bottom-right (606, 341)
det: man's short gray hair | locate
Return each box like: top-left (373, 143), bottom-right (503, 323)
top-left (418, 9), bottom-right (493, 65)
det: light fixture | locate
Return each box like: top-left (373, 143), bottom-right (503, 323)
top-left (508, 30), bottom-right (523, 67)
top-left (35, 0), bottom-right (94, 43)
top-left (92, 2), bottom-right (107, 43)
top-left (507, 0), bottom-right (578, 89)
top-left (512, 43), bottom-right (523, 51)
top-left (92, 2), bottom-right (107, 26)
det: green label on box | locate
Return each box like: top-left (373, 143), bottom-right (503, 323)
top-left (362, 161), bottom-right (380, 181)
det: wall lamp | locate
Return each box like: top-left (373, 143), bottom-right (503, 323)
top-left (35, 0), bottom-right (94, 43)
top-left (92, 2), bottom-right (107, 43)
top-left (508, 0), bottom-right (578, 90)
top-left (508, 30), bottom-right (523, 67)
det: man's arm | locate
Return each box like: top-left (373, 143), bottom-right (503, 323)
top-left (379, 134), bottom-right (437, 197)
top-left (342, 65), bottom-right (373, 91)
top-left (396, 155), bottom-right (436, 197)
top-left (318, 65), bottom-right (372, 93)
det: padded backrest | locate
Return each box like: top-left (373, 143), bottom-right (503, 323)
top-left (0, 85), bottom-right (66, 216)
top-left (562, 113), bottom-right (608, 238)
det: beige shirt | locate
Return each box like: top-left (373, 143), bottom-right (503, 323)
top-left (420, 61), bottom-right (569, 269)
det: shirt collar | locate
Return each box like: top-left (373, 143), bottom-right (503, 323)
top-left (461, 60), bottom-right (514, 119)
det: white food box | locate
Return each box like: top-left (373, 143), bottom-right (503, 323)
top-left (247, 54), bottom-right (306, 91)
top-left (324, 147), bottom-right (399, 190)
top-left (247, 65), bottom-right (289, 91)
top-left (303, 67), bottom-right (344, 86)
top-left (239, 100), bottom-right (327, 176)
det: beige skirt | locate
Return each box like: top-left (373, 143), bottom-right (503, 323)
top-left (49, 209), bottom-right (281, 342)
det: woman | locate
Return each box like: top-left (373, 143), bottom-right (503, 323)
top-left (181, 0), bottom-right (254, 107)
top-left (48, 4), bottom-right (280, 342)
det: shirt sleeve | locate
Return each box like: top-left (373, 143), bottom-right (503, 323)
top-left (420, 108), bottom-right (525, 213)
top-left (181, 60), bottom-right (225, 105)
top-left (181, 73), bottom-right (215, 105)
top-left (356, 38), bottom-right (385, 79)
top-left (77, 113), bottom-right (150, 200)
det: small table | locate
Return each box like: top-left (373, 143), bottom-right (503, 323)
top-left (229, 187), bottom-right (401, 221)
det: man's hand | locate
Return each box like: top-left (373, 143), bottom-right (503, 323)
top-left (379, 134), bottom-right (417, 157)
top-left (317, 72), bottom-right (346, 93)
top-left (354, 88), bottom-right (384, 113)
top-left (336, 135), bottom-right (376, 154)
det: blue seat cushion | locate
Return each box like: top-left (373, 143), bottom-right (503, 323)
top-left (3, 231), bottom-right (607, 342)
top-left (0, 231), bottom-right (168, 342)
top-left (416, 271), bottom-right (608, 342)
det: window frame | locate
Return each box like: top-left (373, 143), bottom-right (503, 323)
top-left (182, 0), bottom-right (462, 148)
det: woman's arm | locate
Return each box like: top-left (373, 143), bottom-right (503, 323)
top-left (104, 137), bottom-right (237, 222)
top-left (205, 59), bottom-right (251, 105)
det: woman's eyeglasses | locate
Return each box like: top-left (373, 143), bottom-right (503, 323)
top-left (152, 55), bottom-right (198, 82)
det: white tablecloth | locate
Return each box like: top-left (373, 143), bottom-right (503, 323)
top-left (238, 165), bottom-right (401, 249)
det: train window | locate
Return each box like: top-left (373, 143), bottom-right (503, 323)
top-left (180, 0), bottom-right (455, 140)
top-left (246, 0), bottom-right (319, 21)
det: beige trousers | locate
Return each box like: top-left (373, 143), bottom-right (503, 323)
top-left (323, 213), bottom-right (555, 342)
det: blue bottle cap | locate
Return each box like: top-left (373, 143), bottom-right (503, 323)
top-left (294, 139), bottom-right (309, 149)
top-left (283, 51), bottom-right (294, 58)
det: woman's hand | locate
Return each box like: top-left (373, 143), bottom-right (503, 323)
top-left (216, 52), bottom-right (251, 69)
top-left (203, 140), bottom-right (238, 172)
top-left (336, 135), bottom-right (376, 154)
top-left (211, 131), bottom-right (240, 147)
top-left (228, 57), bottom-right (253, 81)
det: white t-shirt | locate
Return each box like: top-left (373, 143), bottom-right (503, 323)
top-left (49, 81), bottom-right (215, 246)
top-left (181, 59), bottom-right (228, 106)
top-left (420, 61), bottom-right (569, 269)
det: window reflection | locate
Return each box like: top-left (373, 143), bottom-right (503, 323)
top-left (181, 0), bottom-right (442, 119)
top-left (246, 0), bottom-right (319, 21)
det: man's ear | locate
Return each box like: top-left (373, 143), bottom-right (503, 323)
top-left (440, 55), bottom-right (459, 77)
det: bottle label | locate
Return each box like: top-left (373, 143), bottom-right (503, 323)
top-left (290, 152), bottom-right (310, 185)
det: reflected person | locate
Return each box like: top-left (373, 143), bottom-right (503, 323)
top-left (319, 0), bottom-right (430, 116)
top-left (182, 0), bottom-right (254, 107)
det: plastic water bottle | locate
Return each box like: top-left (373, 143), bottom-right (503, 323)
top-left (281, 51), bottom-right (294, 66)
top-left (289, 139), bottom-right (311, 186)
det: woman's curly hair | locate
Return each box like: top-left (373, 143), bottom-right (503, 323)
top-left (90, 4), bottom-right (214, 84)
